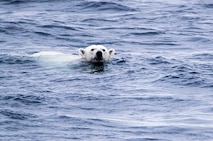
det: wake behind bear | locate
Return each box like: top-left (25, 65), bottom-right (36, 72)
top-left (31, 45), bottom-right (115, 69)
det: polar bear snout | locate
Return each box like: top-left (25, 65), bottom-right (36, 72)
top-left (95, 51), bottom-right (103, 61)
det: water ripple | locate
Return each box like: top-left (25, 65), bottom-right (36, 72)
top-left (155, 63), bottom-right (212, 87)
top-left (0, 54), bottom-right (33, 64)
top-left (77, 1), bottom-right (135, 12)
top-left (203, 4), bottom-right (213, 8)
top-left (0, 109), bottom-right (37, 120)
top-left (1, 94), bottom-right (45, 106)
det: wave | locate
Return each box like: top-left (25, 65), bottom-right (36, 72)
top-left (0, 109), bottom-right (36, 120)
top-left (190, 53), bottom-right (213, 61)
top-left (158, 74), bottom-right (207, 87)
top-left (0, 22), bottom-right (27, 35)
top-left (147, 56), bottom-right (171, 65)
top-left (0, 94), bottom-right (41, 120)
top-left (1, 0), bottom-right (36, 5)
top-left (135, 54), bottom-right (213, 88)
top-left (1, 0), bottom-right (53, 5)
top-left (1, 94), bottom-right (45, 106)
top-left (0, 54), bottom-right (33, 65)
top-left (153, 59), bottom-right (213, 88)
top-left (77, 1), bottom-right (135, 12)
top-left (203, 4), bottom-right (213, 8)
top-left (38, 25), bottom-right (79, 31)
top-left (130, 31), bottom-right (163, 36)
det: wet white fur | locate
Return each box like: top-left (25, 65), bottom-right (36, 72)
top-left (31, 45), bottom-right (115, 65)
top-left (78, 45), bottom-right (115, 62)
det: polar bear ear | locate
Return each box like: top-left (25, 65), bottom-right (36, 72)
top-left (78, 48), bottom-right (86, 57)
top-left (108, 49), bottom-right (115, 57)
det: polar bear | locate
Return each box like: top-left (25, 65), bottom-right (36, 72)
top-left (31, 45), bottom-right (115, 66)
top-left (79, 45), bottom-right (115, 63)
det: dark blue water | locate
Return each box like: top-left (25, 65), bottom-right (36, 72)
top-left (0, 0), bottom-right (213, 140)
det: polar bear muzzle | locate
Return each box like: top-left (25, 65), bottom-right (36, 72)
top-left (95, 51), bottom-right (103, 61)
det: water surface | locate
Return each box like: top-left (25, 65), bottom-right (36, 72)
top-left (0, 0), bottom-right (213, 141)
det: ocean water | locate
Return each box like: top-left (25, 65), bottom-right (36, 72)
top-left (0, 0), bottom-right (213, 141)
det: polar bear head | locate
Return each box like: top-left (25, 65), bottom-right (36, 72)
top-left (79, 45), bottom-right (115, 63)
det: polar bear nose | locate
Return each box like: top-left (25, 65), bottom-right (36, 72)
top-left (95, 51), bottom-right (103, 60)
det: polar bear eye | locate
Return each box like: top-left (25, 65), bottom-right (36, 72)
top-left (102, 49), bottom-right (106, 52)
top-left (91, 48), bottom-right (95, 51)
